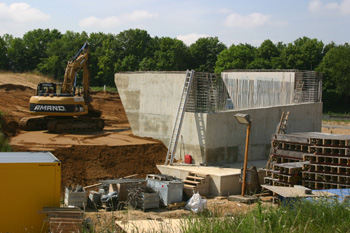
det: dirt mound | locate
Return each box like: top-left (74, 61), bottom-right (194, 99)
top-left (13, 143), bottom-right (167, 191)
top-left (0, 114), bottom-right (20, 137)
top-left (91, 92), bottom-right (128, 124)
top-left (0, 72), bottom-right (55, 89)
top-left (0, 83), bottom-right (32, 92)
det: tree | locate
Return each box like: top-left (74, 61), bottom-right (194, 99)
top-left (38, 31), bottom-right (88, 80)
top-left (280, 37), bottom-right (324, 70)
top-left (0, 36), bottom-right (8, 69)
top-left (318, 44), bottom-right (350, 95)
top-left (88, 32), bottom-right (117, 85)
top-left (115, 29), bottom-right (153, 71)
top-left (22, 29), bottom-right (62, 70)
top-left (6, 37), bottom-right (28, 72)
top-left (317, 44), bottom-right (350, 112)
top-left (95, 38), bottom-right (119, 86)
top-left (189, 37), bottom-right (226, 72)
top-left (215, 43), bottom-right (256, 73)
top-left (248, 39), bottom-right (282, 69)
top-left (152, 37), bottom-right (190, 71)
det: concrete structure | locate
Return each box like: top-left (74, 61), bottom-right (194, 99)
top-left (115, 70), bottom-right (323, 166)
top-left (156, 160), bottom-right (267, 196)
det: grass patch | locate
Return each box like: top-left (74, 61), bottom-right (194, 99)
top-left (182, 198), bottom-right (350, 233)
top-left (0, 111), bottom-right (12, 152)
top-left (90, 86), bottom-right (117, 92)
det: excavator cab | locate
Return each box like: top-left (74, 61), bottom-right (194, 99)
top-left (37, 83), bottom-right (60, 96)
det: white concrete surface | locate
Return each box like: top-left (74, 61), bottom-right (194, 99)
top-left (222, 71), bottom-right (295, 110)
top-left (115, 71), bottom-right (322, 165)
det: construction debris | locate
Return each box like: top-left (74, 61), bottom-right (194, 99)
top-left (100, 178), bottom-right (146, 201)
top-left (146, 174), bottom-right (184, 206)
top-left (239, 166), bottom-right (261, 195)
top-left (64, 186), bottom-right (87, 208)
top-left (127, 186), bottom-right (160, 211)
top-left (227, 195), bottom-right (258, 204)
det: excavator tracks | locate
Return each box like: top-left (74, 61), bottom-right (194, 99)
top-left (47, 117), bottom-right (104, 133)
top-left (20, 116), bottom-right (104, 133)
top-left (19, 116), bottom-right (50, 131)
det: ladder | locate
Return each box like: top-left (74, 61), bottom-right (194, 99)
top-left (267, 111), bottom-right (290, 169)
top-left (276, 111), bottom-right (289, 135)
top-left (165, 70), bottom-right (195, 165)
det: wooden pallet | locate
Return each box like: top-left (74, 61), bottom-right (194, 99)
top-left (264, 177), bottom-right (294, 187)
top-left (273, 162), bottom-right (306, 175)
top-left (303, 154), bottom-right (350, 165)
top-left (303, 163), bottom-right (350, 175)
top-left (302, 171), bottom-right (350, 184)
top-left (38, 207), bottom-right (84, 233)
top-left (308, 146), bottom-right (350, 156)
top-left (302, 180), bottom-right (350, 189)
top-left (271, 154), bottom-right (302, 163)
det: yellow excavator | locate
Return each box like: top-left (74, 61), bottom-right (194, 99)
top-left (19, 42), bottom-right (104, 133)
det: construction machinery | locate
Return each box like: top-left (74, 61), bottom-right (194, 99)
top-left (19, 42), bottom-right (104, 133)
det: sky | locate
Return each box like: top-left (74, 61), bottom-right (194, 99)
top-left (0, 0), bottom-right (349, 47)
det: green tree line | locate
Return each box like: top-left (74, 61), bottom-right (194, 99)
top-left (0, 28), bottom-right (349, 112)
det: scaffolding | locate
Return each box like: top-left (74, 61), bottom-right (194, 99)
top-left (293, 71), bottom-right (322, 103)
top-left (186, 70), bottom-right (323, 113)
top-left (186, 72), bottom-right (230, 113)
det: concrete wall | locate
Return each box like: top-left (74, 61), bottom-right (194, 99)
top-left (115, 71), bottom-right (323, 165)
top-left (222, 71), bottom-right (295, 110)
top-left (115, 72), bottom-right (185, 141)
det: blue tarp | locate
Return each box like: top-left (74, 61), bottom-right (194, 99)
top-left (318, 189), bottom-right (350, 203)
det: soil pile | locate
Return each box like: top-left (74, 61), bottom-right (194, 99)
top-left (0, 72), bottom-right (167, 190)
top-left (13, 143), bottom-right (167, 190)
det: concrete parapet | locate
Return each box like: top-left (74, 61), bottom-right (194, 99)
top-left (115, 71), bottom-right (322, 165)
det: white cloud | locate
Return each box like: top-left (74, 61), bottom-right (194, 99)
top-left (217, 8), bottom-right (231, 14)
top-left (224, 13), bottom-right (271, 29)
top-left (177, 33), bottom-right (210, 46)
top-left (78, 16), bottom-right (121, 28)
top-left (309, 0), bottom-right (323, 12)
top-left (79, 10), bottom-right (157, 28)
top-left (123, 10), bottom-right (158, 21)
top-left (0, 3), bottom-right (50, 22)
top-left (309, 0), bottom-right (350, 15)
top-left (341, 0), bottom-right (350, 14)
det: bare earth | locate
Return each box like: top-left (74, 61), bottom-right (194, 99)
top-left (1, 73), bottom-right (261, 230)
top-left (2, 72), bottom-right (349, 230)
top-left (0, 72), bottom-right (167, 190)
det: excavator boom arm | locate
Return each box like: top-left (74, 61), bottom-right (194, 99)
top-left (62, 42), bottom-right (91, 105)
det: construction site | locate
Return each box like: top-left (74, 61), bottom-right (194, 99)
top-left (1, 68), bottom-right (350, 232)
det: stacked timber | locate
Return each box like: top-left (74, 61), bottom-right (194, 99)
top-left (265, 132), bottom-right (350, 189)
top-left (302, 134), bottom-right (350, 189)
top-left (38, 207), bottom-right (84, 233)
top-left (265, 133), bottom-right (312, 187)
top-left (265, 162), bottom-right (306, 187)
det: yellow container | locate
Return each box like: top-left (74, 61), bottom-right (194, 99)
top-left (0, 152), bottom-right (61, 233)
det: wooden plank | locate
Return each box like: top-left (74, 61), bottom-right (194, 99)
top-left (83, 183), bottom-right (101, 189)
top-left (261, 184), bottom-right (337, 198)
top-left (187, 175), bottom-right (205, 180)
top-left (184, 180), bottom-right (200, 185)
